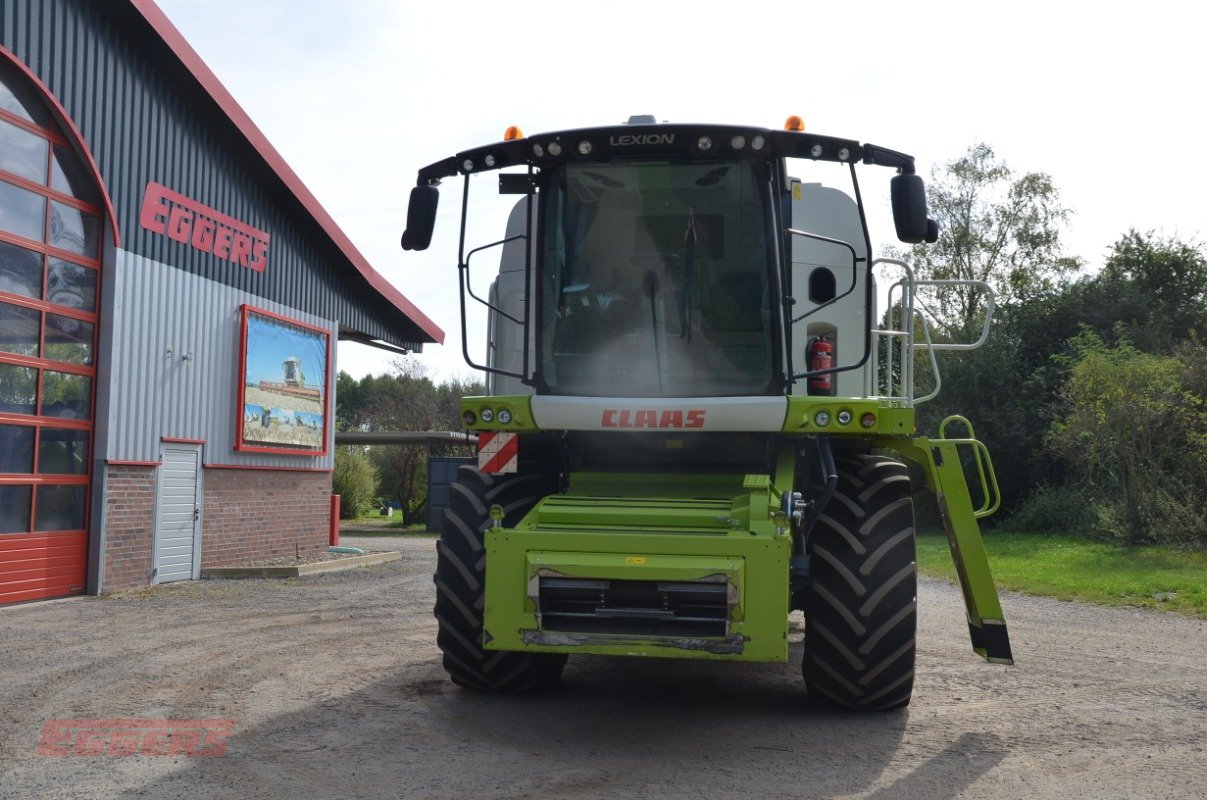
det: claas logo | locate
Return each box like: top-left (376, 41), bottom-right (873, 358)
top-left (601, 409), bottom-right (706, 429)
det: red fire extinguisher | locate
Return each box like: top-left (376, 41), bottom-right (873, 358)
top-left (807, 336), bottom-right (833, 395)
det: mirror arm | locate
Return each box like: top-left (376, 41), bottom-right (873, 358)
top-left (417, 157), bottom-right (459, 185)
top-left (861, 144), bottom-right (916, 175)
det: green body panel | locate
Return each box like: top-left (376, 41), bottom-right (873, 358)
top-left (461, 392), bottom-right (1012, 665)
top-left (483, 469), bottom-right (794, 662)
top-left (885, 429), bottom-right (1014, 664)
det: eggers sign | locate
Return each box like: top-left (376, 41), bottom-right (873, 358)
top-left (139, 181), bottom-right (270, 272)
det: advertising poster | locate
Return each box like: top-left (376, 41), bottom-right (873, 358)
top-left (237, 306), bottom-right (329, 454)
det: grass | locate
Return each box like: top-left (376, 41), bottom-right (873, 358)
top-left (916, 531), bottom-right (1207, 619)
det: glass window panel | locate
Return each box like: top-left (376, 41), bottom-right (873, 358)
top-left (40, 370), bottom-right (90, 420)
top-left (0, 179), bottom-right (46, 242)
top-left (0, 424), bottom-right (35, 473)
top-left (38, 429), bottom-right (88, 475)
top-left (0, 61), bottom-right (54, 128)
top-left (0, 300), bottom-right (39, 357)
top-left (0, 240), bottom-right (43, 299)
top-left (50, 145), bottom-right (100, 206)
top-left (44, 314), bottom-right (92, 365)
top-left (0, 363), bottom-right (36, 415)
top-left (0, 485), bottom-right (32, 533)
top-left (35, 484), bottom-right (85, 532)
top-left (49, 201), bottom-right (98, 257)
top-left (47, 259), bottom-right (95, 312)
top-left (0, 119), bottom-right (48, 184)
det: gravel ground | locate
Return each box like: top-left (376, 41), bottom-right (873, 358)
top-left (1, 535), bottom-right (1204, 800)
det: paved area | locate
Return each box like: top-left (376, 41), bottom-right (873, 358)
top-left (1, 536), bottom-right (1204, 800)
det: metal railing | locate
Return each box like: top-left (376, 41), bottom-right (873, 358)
top-left (871, 258), bottom-right (996, 406)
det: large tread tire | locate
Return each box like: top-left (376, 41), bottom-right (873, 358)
top-left (803, 454), bottom-right (917, 711)
top-left (434, 465), bottom-right (567, 693)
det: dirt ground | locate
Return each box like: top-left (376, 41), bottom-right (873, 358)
top-left (1, 536), bottom-right (1204, 800)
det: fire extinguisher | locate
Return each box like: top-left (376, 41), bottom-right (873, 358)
top-left (806, 336), bottom-right (833, 395)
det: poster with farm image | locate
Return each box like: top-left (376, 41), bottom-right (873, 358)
top-left (237, 306), bottom-right (329, 454)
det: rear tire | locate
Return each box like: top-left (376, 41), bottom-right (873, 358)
top-left (803, 454), bottom-right (917, 710)
top-left (434, 465), bottom-right (567, 692)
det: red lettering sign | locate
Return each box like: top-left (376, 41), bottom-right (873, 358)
top-left (601, 408), bottom-right (706, 429)
top-left (39, 718), bottom-right (233, 757)
top-left (139, 182), bottom-right (270, 272)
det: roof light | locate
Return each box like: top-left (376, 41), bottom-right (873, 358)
top-left (730, 135), bottom-right (746, 150)
top-left (547, 141), bottom-right (563, 156)
top-left (784, 115), bottom-right (805, 132)
top-left (484, 154), bottom-right (496, 167)
top-left (503, 125), bottom-right (524, 141)
top-left (532, 143), bottom-right (544, 157)
top-left (810, 144), bottom-right (823, 158)
top-left (751, 135), bottom-right (766, 150)
top-left (462, 158), bottom-right (474, 172)
top-left (838, 147), bottom-right (851, 161)
top-left (577, 140), bottom-right (593, 156)
top-left (697, 135), bottom-right (713, 151)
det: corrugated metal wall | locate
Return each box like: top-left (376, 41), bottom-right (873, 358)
top-left (106, 249), bottom-right (335, 468)
top-left (0, 0), bottom-right (427, 351)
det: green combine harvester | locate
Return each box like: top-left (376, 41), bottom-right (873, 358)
top-left (402, 115), bottom-right (1012, 710)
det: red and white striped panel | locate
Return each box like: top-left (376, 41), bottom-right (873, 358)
top-left (478, 432), bottom-right (518, 474)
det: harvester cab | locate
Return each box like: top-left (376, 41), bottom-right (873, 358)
top-left (402, 116), bottom-right (1012, 709)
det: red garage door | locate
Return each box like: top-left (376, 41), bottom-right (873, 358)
top-left (0, 55), bottom-right (103, 604)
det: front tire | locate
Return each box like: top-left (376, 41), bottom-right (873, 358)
top-left (803, 454), bottom-right (917, 710)
top-left (434, 465), bottom-right (567, 692)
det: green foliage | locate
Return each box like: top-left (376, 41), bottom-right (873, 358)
top-left (336, 358), bottom-right (483, 525)
top-left (333, 446), bottom-right (378, 519)
top-left (899, 142), bottom-right (1081, 336)
top-left (917, 532), bottom-right (1207, 618)
top-left (1047, 331), bottom-right (1207, 545)
top-left (1002, 484), bottom-right (1096, 534)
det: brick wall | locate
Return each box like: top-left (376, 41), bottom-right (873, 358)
top-left (102, 465), bottom-right (157, 590)
top-left (200, 468), bottom-right (332, 568)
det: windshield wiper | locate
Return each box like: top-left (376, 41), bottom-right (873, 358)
top-left (642, 270), bottom-right (664, 393)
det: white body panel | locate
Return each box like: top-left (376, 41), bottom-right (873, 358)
top-left (788, 180), bottom-right (874, 398)
top-left (530, 396), bottom-right (787, 432)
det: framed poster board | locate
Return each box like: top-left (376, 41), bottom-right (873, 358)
top-left (235, 305), bottom-right (331, 456)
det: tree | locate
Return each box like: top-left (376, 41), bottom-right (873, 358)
top-left (333, 446), bottom-right (378, 519)
top-left (1047, 330), bottom-right (1207, 545)
top-left (334, 359), bottom-right (483, 526)
top-left (902, 143), bottom-right (1081, 336)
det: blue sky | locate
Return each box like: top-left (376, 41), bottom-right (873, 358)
top-left (244, 313), bottom-right (326, 391)
top-left (158, 0), bottom-right (1206, 382)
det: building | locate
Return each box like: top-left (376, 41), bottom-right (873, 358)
top-left (0, 0), bottom-right (443, 605)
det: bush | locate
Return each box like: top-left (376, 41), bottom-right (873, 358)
top-left (1047, 331), bottom-right (1207, 546)
top-left (1003, 484), bottom-right (1095, 534)
top-left (333, 446), bottom-right (379, 519)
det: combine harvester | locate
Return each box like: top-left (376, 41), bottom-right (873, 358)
top-left (402, 115), bottom-right (1011, 709)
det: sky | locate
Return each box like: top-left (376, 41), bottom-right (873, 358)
top-left (157, 0), bottom-right (1207, 383)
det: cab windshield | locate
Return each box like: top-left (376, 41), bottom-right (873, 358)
top-left (539, 159), bottom-right (777, 397)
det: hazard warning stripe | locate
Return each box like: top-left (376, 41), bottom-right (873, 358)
top-left (478, 432), bottom-right (518, 474)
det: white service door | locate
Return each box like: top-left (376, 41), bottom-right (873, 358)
top-left (155, 446), bottom-right (202, 583)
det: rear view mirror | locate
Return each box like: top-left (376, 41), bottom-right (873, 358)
top-left (401, 185), bottom-right (439, 251)
top-left (890, 174), bottom-right (938, 244)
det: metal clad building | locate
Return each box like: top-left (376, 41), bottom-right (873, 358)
top-left (0, 0), bottom-right (442, 604)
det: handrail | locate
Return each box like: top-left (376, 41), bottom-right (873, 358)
top-left (937, 415), bottom-right (1002, 519)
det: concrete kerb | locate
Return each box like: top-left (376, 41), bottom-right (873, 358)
top-left (201, 551), bottom-right (402, 579)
